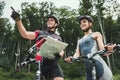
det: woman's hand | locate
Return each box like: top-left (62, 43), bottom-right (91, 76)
top-left (104, 44), bottom-right (116, 56)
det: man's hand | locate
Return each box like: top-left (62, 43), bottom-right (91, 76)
top-left (64, 56), bottom-right (72, 63)
top-left (11, 7), bottom-right (20, 22)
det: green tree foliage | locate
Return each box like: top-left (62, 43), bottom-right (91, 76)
top-left (0, 1), bottom-right (13, 69)
top-left (56, 7), bottom-right (82, 55)
top-left (21, 2), bottom-right (56, 30)
top-left (0, 1), bottom-right (5, 17)
top-left (78, 0), bottom-right (93, 15)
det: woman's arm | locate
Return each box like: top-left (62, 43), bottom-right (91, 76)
top-left (92, 32), bottom-right (104, 50)
top-left (93, 32), bottom-right (116, 56)
top-left (73, 46), bottom-right (80, 58)
top-left (65, 41), bottom-right (80, 63)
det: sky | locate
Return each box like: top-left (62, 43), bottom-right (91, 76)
top-left (2, 0), bottom-right (120, 23)
top-left (2, 0), bottom-right (79, 23)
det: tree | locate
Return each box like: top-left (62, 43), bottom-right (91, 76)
top-left (56, 7), bottom-right (81, 55)
top-left (0, 1), bottom-right (5, 17)
top-left (0, 1), bottom-right (13, 69)
top-left (78, 0), bottom-right (93, 15)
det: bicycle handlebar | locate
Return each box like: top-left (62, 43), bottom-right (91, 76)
top-left (115, 44), bottom-right (120, 48)
top-left (36, 35), bottom-right (47, 40)
top-left (28, 35), bottom-right (47, 53)
top-left (70, 49), bottom-right (107, 62)
top-left (70, 44), bottom-right (120, 62)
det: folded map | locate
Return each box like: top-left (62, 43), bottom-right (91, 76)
top-left (38, 36), bottom-right (68, 59)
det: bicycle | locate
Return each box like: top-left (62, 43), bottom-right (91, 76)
top-left (68, 44), bottom-right (120, 80)
top-left (16, 35), bottom-right (68, 80)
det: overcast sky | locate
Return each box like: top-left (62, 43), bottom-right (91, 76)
top-left (2, 0), bottom-right (120, 23)
top-left (2, 0), bottom-right (79, 20)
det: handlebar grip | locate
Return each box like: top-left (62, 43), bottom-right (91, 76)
top-left (64, 57), bottom-right (77, 63)
top-left (70, 58), bottom-right (79, 62)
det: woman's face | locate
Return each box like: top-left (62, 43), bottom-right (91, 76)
top-left (80, 19), bottom-right (92, 32)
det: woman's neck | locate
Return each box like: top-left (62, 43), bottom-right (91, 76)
top-left (84, 29), bottom-right (92, 36)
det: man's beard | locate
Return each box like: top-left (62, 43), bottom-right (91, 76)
top-left (47, 24), bottom-right (56, 30)
top-left (48, 26), bottom-right (55, 29)
top-left (47, 26), bottom-right (56, 31)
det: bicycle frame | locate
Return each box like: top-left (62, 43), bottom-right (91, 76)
top-left (16, 35), bottom-right (47, 80)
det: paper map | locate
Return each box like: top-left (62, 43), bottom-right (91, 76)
top-left (38, 36), bottom-right (68, 59)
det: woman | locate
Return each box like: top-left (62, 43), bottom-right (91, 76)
top-left (65, 15), bottom-right (115, 80)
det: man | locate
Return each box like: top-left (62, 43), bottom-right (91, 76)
top-left (11, 10), bottom-right (64, 80)
top-left (65, 15), bottom-right (115, 80)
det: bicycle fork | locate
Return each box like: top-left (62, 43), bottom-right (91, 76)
top-left (36, 61), bottom-right (41, 80)
top-left (92, 66), bottom-right (96, 80)
top-left (92, 61), bottom-right (96, 80)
